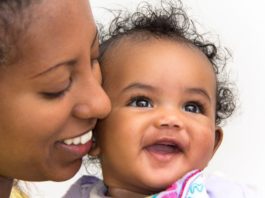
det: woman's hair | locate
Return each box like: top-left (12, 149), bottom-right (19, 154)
top-left (0, 0), bottom-right (39, 66)
top-left (99, 0), bottom-right (236, 125)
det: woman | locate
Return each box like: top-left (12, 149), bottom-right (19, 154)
top-left (0, 0), bottom-right (111, 197)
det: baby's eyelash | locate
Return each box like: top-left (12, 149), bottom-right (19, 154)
top-left (184, 100), bottom-right (206, 114)
top-left (126, 95), bottom-right (153, 108)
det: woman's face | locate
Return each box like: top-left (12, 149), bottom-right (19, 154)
top-left (0, 0), bottom-right (110, 181)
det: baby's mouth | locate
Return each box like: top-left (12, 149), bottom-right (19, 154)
top-left (146, 143), bottom-right (182, 154)
top-left (145, 141), bottom-right (183, 154)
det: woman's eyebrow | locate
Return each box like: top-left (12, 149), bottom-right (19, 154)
top-left (32, 30), bottom-right (99, 79)
top-left (31, 60), bottom-right (75, 79)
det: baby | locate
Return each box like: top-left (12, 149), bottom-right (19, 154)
top-left (64, 1), bottom-right (260, 197)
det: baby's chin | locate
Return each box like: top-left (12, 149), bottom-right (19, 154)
top-left (105, 169), bottom-right (187, 196)
top-left (106, 180), bottom-right (170, 196)
top-left (131, 168), bottom-right (206, 195)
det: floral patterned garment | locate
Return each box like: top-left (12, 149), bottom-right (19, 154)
top-left (147, 170), bottom-right (208, 198)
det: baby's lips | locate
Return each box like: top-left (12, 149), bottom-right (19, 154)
top-left (145, 141), bottom-right (183, 154)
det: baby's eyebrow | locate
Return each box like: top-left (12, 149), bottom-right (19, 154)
top-left (185, 88), bottom-right (212, 102)
top-left (122, 82), bottom-right (156, 93)
top-left (121, 83), bottom-right (212, 102)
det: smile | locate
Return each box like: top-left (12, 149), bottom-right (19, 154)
top-left (63, 130), bottom-right (92, 145)
top-left (144, 138), bottom-right (185, 162)
top-left (146, 141), bottom-right (183, 154)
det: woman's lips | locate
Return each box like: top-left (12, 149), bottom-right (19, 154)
top-left (55, 130), bottom-right (93, 159)
top-left (57, 140), bottom-right (93, 157)
top-left (63, 130), bottom-right (92, 145)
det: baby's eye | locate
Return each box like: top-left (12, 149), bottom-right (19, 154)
top-left (128, 96), bottom-right (153, 108)
top-left (184, 102), bottom-right (203, 114)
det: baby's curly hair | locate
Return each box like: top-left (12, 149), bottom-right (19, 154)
top-left (99, 0), bottom-right (236, 125)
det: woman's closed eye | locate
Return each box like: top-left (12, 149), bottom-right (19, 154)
top-left (41, 78), bottom-right (72, 99)
top-left (127, 96), bottom-right (153, 108)
top-left (183, 102), bottom-right (204, 114)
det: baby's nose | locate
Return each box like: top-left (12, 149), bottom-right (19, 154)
top-left (155, 109), bottom-right (184, 129)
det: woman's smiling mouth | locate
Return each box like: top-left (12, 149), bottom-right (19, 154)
top-left (55, 130), bottom-right (93, 159)
top-left (63, 130), bottom-right (92, 145)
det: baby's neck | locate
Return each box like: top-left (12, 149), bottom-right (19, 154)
top-left (107, 187), bottom-right (149, 198)
top-left (0, 176), bottom-right (13, 198)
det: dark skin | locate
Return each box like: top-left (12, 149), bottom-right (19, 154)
top-left (108, 187), bottom-right (148, 197)
top-left (0, 0), bottom-right (111, 197)
top-left (0, 176), bottom-right (13, 198)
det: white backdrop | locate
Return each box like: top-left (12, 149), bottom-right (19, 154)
top-left (28, 0), bottom-right (265, 197)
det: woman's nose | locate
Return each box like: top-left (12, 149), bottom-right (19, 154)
top-left (72, 79), bottom-right (111, 120)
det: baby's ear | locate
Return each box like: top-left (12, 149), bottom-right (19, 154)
top-left (213, 126), bottom-right (223, 154)
top-left (88, 137), bottom-right (101, 157)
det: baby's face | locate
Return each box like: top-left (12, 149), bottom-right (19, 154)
top-left (95, 38), bottom-right (222, 194)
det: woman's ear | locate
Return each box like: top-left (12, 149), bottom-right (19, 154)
top-left (213, 126), bottom-right (223, 154)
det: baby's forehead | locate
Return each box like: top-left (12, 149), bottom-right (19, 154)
top-left (100, 34), bottom-right (213, 70)
top-left (100, 35), bottom-right (217, 88)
